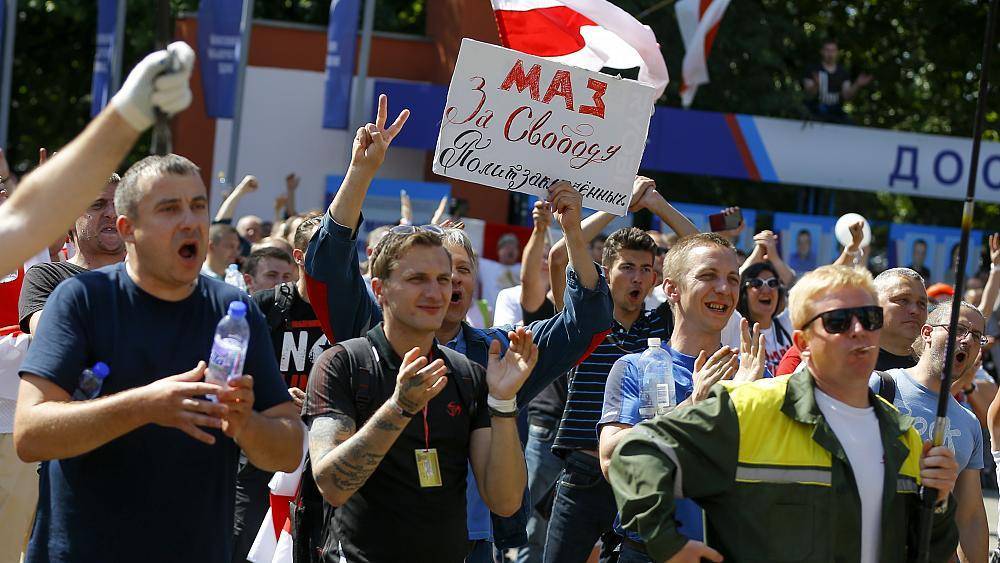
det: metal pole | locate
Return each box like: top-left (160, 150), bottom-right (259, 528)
top-left (150, 0), bottom-right (172, 155)
top-left (109, 0), bottom-right (126, 94)
top-left (916, 0), bottom-right (998, 560)
top-left (226, 0), bottom-right (254, 188)
top-left (350, 0), bottom-right (376, 130)
top-left (0, 0), bottom-right (17, 149)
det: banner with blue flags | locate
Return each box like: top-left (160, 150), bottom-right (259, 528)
top-left (198, 0), bottom-right (244, 118)
top-left (322, 0), bottom-right (361, 129)
top-left (89, 0), bottom-right (120, 116)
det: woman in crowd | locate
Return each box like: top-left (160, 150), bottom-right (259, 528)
top-left (736, 261), bottom-right (793, 373)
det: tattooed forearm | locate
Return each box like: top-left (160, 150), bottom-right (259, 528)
top-left (308, 403), bottom-right (410, 504)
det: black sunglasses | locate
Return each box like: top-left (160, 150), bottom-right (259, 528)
top-left (747, 278), bottom-right (781, 290)
top-left (390, 224), bottom-right (445, 236)
top-left (803, 305), bottom-right (884, 333)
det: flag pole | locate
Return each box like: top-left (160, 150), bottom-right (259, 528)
top-left (0, 0), bottom-right (17, 150)
top-left (225, 0), bottom-right (254, 190)
top-left (109, 0), bottom-right (126, 95)
top-left (350, 0), bottom-right (376, 130)
top-left (916, 0), bottom-right (998, 560)
top-left (150, 0), bottom-right (172, 156)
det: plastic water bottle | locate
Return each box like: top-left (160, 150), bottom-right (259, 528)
top-left (637, 338), bottom-right (675, 419)
top-left (205, 301), bottom-right (250, 401)
top-left (72, 362), bottom-right (110, 401)
top-left (225, 264), bottom-right (247, 291)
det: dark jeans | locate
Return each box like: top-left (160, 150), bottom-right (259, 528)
top-left (516, 419), bottom-right (564, 563)
top-left (232, 456), bottom-right (273, 563)
top-left (542, 451), bottom-right (619, 563)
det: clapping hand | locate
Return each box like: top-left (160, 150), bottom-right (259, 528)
top-left (733, 318), bottom-right (767, 383)
top-left (691, 347), bottom-right (737, 403)
top-left (486, 327), bottom-right (539, 400)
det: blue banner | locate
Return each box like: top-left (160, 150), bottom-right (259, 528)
top-left (322, 0), bottom-right (361, 129)
top-left (89, 0), bottom-right (118, 117)
top-left (198, 0), bottom-right (244, 119)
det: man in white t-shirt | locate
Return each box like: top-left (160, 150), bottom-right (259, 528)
top-left (608, 265), bottom-right (960, 563)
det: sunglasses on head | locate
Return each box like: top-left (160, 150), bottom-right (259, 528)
top-left (747, 278), bottom-right (781, 290)
top-left (390, 224), bottom-right (445, 236)
top-left (803, 305), bottom-right (884, 333)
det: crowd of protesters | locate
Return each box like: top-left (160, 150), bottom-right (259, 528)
top-left (0, 40), bottom-right (997, 563)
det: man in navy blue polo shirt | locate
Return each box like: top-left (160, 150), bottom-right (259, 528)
top-left (14, 154), bottom-right (303, 563)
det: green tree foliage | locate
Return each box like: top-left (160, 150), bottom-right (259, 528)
top-left (3, 0), bottom-right (424, 174)
top-left (626, 0), bottom-right (1000, 231)
top-left (2, 0), bottom-right (997, 233)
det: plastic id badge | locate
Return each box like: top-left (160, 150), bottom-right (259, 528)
top-left (415, 448), bottom-right (443, 488)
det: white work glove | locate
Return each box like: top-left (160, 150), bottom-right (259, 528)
top-left (111, 41), bottom-right (196, 132)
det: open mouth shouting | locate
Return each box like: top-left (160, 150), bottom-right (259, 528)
top-left (177, 239), bottom-right (200, 265)
top-left (450, 290), bottom-right (463, 304)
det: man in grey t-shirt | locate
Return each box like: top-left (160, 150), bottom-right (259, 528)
top-left (869, 301), bottom-right (987, 562)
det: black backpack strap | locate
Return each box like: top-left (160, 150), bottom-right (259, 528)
top-left (266, 282), bottom-right (295, 334)
top-left (876, 370), bottom-right (897, 404)
top-left (340, 337), bottom-right (378, 426)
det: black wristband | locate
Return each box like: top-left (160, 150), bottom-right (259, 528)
top-left (489, 406), bottom-right (518, 418)
top-left (963, 384), bottom-right (976, 395)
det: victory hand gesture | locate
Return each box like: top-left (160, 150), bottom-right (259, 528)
top-left (351, 93), bottom-right (410, 174)
top-left (487, 327), bottom-right (539, 400)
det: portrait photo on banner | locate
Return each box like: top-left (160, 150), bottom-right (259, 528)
top-left (888, 224), bottom-right (983, 285)
top-left (773, 212), bottom-right (839, 275)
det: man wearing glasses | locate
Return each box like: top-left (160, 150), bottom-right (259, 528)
top-left (608, 265), bottom-right (960, 563)
top-left (869, 301), bottom-right (988, 563)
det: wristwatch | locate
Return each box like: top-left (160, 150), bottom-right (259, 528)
top-left (963, 383), bottom-right (976, 396)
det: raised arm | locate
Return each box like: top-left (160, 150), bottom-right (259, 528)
top-left (305, 94), bottom-right (409, 342)
top-left (520, 201), bottom-right (553, 314)
top-left (979, 234), bottom-right (1000, 317)
top-left (631, 177), bottom-right (698, 238)
top-left (284, 173), bottom-right (299, 218)
top-left (0, 42), bottom-right (194, 275)
top-left (741, 230), bottom-right (795, 285)
top-left (328, 94), bottom-right (409, 229)
top-left (309, 348), bottom-right (447, 506)
top-left (214, 175), bottom-right (258, 222)
top-left (832, 220), bottom-right (865, 267)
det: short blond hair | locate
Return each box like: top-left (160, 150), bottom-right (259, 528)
top-left (662, 233), bottom-right (734, 285)
top-left (788, 265), bottom-right (877, 329)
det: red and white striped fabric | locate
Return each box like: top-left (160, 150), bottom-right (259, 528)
top-left (490, 0), bottom-right (669, 98)
top-left (248, 436), bottom-right (308, 563)
top-left (675, 0), bottom-right (731, 107)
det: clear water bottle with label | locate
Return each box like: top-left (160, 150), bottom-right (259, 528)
top-left (72, 362), bottom-right (110, 401)
top-left (225, 264), bottom-right (247, 292)
top-left (637, 338), bottom-right (675, 420)
top-left (205, 301), bottom-right (250, 401)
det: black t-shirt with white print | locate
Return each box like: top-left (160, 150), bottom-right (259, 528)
top-left (253, 283), bottom-right (331, 391)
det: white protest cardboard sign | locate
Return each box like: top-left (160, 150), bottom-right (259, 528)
top-left (432, 39), bottom-right (658, 216)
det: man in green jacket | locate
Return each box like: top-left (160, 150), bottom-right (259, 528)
top-left (609, 265), bottom-right (960, 563)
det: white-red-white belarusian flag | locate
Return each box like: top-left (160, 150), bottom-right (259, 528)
top-left (247, 437), bottom-right (308, 563)
top-left (490, 0), bottom-right (669, 98)
top-left (675, 0), bottom-right (730, 107)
